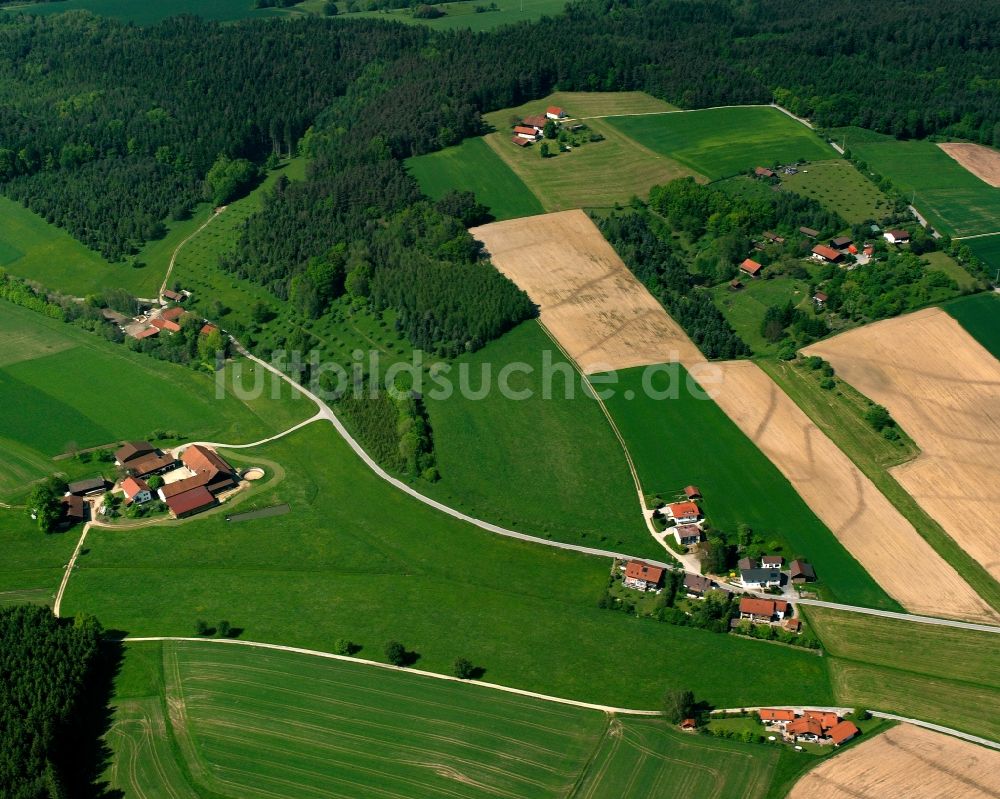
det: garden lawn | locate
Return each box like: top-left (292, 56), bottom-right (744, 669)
top-left (63, 423), bottom-right (835, 710)
top-left (406, 137), bottom-right (544, 221)
top-left (423, 320), bottom-right (653, 557)
top-left (598, 365), bottom-right (896, 608)
top-left (844, 133), bottom-right (1000, 237)
top-left (606, 107), bottom-right (833, 182)
top-left (943, 292), bottom-right (1000, 360)
top-left (779, 159), bottom-right (892, 223)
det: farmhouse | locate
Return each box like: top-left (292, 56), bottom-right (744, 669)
top-left (115, 441), bottom-right (156, 466)
top-left (790, 559), bottom-right (816, 583)
top-left (740, 567), bottom-right (781, 589)
top-left (151, 317), bottom-right (181, 333)
top-left (133, 327), bottom-right (159, 340)
top-left (758, 708), bottom-right (796, 727)
top-left (761, 555), bottom-right (783, 568)
top-left (61, 494), bottom-right (86, 526)
top-left (684, 485), bottom-right (702, 499)
top-left (828, 720), bottom-right (860, 746)
top-left (754, 166), bottom-right (775, 178)
top-left (673, 523), bottom-right (703, 546)
top-left (739, 258), bottom-right (763, 277)
top-left (126, 452), bottom-right (177, 479)
top-left (813, 290), bottom-right (828, 307)
top-left (739, 597), bottom-right (789, 622)
top-left (763, 231), bottom-right (785, 245)
top-left (683, 573), bottom-right (712, 597)
top-left (513, 125), bottom-right (540, 141)
top-left (511, 136), bottom-right (532, 148)
top-left (623, 560), bottom-right (665, 591)
top-left (546, 106), bottom-right (566, 119)
top-left (811, 244), bottom-right (843, 263)
top-left (786, 716), bottom-right (824, 742)
top-left (158, 445), bottom-right (237, 501)
top-left (665, 501), bottom-right (701, 524)
top-left (830, 236), bottom-right (853, 249)
top-left (121, 476), bottom-right (152, 505)
top-left (165, 486), bottom-right (216, 519)
top-left (799, 226), bottom-right (819, 239)
top-left (67, 477), bottom-right (108, 496)
top-left (522, 114), bottom-right (548, 130)
top-left (884, 228), bottom-right (911, 244)
top-left (162, 289), bottom-right (185, 303)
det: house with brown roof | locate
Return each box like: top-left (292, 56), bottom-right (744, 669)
top-left (790, 559), bottom-right (815, 583)
top-left (61, 494), bottom-right (86, 526)
top-left (151, 317), bottom-right (181, 333)
top-left (799, 226), bottom-right (820, 239)
top-left (514, 125), bottom-right (541, 140)
top-left (761, 555), bottom-right (783, 568)
top-left (127, 452), bottom-right (177, 478)
top-left (546, 106), bottom-right (566, 120)
top-left (165, 486), bottom-right (216, 519)
top-left (738, 556), bottom-right (754, 571)
top-left (684, 485), bottom-right (702, 499)
top-left (828, 720), bottom-right (860, 746)
top-left (121, 476), bottom-right (152, 505)
top-left (754, 166), bottom-right (775, 178)
top-left (830, 236), bottom-right (853, 249)
top-left (200, 323), bottom-right (219, 336)
top-left (133, 327), bottom-right (159, 340)
top-left (813, 290), bottom-right (828, 307)
top-left (182, 445), bottom-right (236, 493)
top-left (115, 441), bottom-right (156, 466)
top-left (883, 229), bottom-right (910, 244)
top-left (673, 523), bottom-right (703, 547)
top-left (739, 258), bottom-right (763, 277)
top-left (67, 477), bottom-right (109, 496)
top-left (666, 501), bottom-right (701, 524)
top-left (522, 114), bottom-right (548, 130)
top-left (763, 231), bottom-right (785, 245)
top-left (811, 244), bottom-right (843, 263)
top-left (511, 136), bottom-right (532, 147)
top-left (161, 306), bottom-right (185, 322)
top-left (758, 708), bottom-right (796, 727)
top-left (728, 278), bottom-right (744, 291)
top-left (683, 573), bottom-right (712, 597)
top-left (786, 716), bottom-right (824, 742)
top-left (162, 289), bottom-right (185, 303)
top-left (623, 560), bottom-right (665, 592)
top-left (739, 597), bottom-right (789, 622)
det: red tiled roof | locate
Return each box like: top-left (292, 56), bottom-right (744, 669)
top-left (134, 327), bottom-right (159, 339)
top-left (684, 485), bottom-right (702, 499)
top-left (814, 291), bottom-right (828, 302)
top-left (812, 245), bottom-right (842, 261)
top-left (200, 323), bottom-right (219, 336)
top-left (804, 710), bottom-right (839, 730)
top-left (116, 441), bottom-right (155, 464)
top-left (759, 708), bottom-right (796, 722)
top-left (787, 717), bottom-right (824, 737)
top-left (624, 560), bottom-right (664, 585)
top-left (754, 166), bottom-right (775, 177)
top-left (161, 306), bottom-right (185, 322)
top-left (762, 555), bottom-right (783, 566)
top-left (159, 472), bottom-right (211, 499)
top-left (165, 486), bottom-right (215, 517)
top-left (522, 114), bottom-right (548, 128)
top-left (151, 317), bottom-right (181, 333)
top-left (513, 125), bottom-right (538, 136)
top-left (183, 445), bottom-right (232, 477)
top-left (667, 501), bottom-right (700, 519)
top-left (829, 720), bottom-right (860, 745)
top-left (546, 106), bottom-right (564, 116)
top-left (163, 289), bottom-right (184, 302)
top-left (740, 597), bottom-right (778, 617)
top-left (511, 136), bottom-right (532, 147)
top-left (121, 477), bottom-right (149, 500)
top-left (740, 258), bottom-right (763, 275)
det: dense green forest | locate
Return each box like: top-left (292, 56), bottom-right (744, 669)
top-left (0, 606), bottom-right (109, 799)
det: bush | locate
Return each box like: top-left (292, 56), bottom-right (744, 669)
top-left (332, 638), bottom-right (355, 656)
top-left (215, 620), bottom-right (231, 638)
top-left (453, 657), bottom-right (476, 679)
top-left (385, 640), bottom-right (407, 666)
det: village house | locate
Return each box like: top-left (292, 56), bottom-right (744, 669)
top-left (623, 560), bottom-right (665, 592)
top-left (761, 709), bottom-right (855, 746)
top-left (545, 106), bottom-right (566, 120)
top-left (151, 317), bottom-right (181, 333)
top-left (521, 114), bottom-right (548, 130)
top-left (758, 708), bottom-right (796, 728)
top-left (830, 235), bottom-right (853, 250)
top-left (739, 597), bottom-right (789, 622)
top-left (511, 136), bottom-right (532, 148)
top-left (161, 306), bottom-right (185, 323)
top-left (61, 494), bottom-right (86, 527)
top-left (665, 501), bottom-right (701, 524)
top-left (683, 573), bottom-right (712, 597)
top-left (761, 555), bottom-right (783, 568)
top-left (67, 477), bottom-right (109, 496)
top-left (813, 290), bottom-right (828, 307)
top-left (162, 289), bottom-right (185, 303)
top-left (789, 559), bottom-right (816, 583)
top-left (513, 125), bottom-right (540, 141)
top-left (200, 323), bottom-right (220, 336)
top-left (828, 720), bottom-right (860, 746)
top-left (121, 476), bottom-right (153, 505)
top-left (165, 485), bottom-right (216, 519)
top-left (811, 244), bottom-right (843, 263)
top-left (158, 445), bottom-right (237, 502)
top-left (740, 567), bottom-right (781, 590)
top-left (739, 258), bottom-right (763, 278)
top-left (684, 485), bottom-right (702, 499)
top-left (115, 441), bottom-right (155, 466)
top-left (763, 231), bottom-right (785, 245)
top-left (786, 716), bottom-right (824, 742)
top-left (754, 166), bottom-right (775, 178)
top-left (674, 523), bottom-right (703, 547)
top-left (883, 229), bottom-right (911, 244)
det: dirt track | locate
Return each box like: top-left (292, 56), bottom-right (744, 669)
top-left (938, 142), bottom-right (1000, 187)
top-left (805, 308), bottom-right (1000, 586)
top-left (708, 361), bottom-right (997, 623)
top-left (787, 723), bottom-right (1000, 799)
top-left (470, 210), bottom-right (703, 373)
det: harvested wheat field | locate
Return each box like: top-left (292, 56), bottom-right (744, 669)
top-left (709, 360), bottom-right (997, 622)
top-left (471, 210), bottom-right (703, 373)
top-left (805, 308), bottom-right (1000, 585)
top-left (938, 142), bottom-right (1000, 187)
top-left (788, 724), bottom-right (1000, 799)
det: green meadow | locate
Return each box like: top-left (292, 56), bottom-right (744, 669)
top-left (606, 106), bottom-right (834, 181)
top-left (944, 291), bottom-right (1000, 359)
top-left (0, 510), bottom-right (78, 606)
top-left (779, 159), bottom-right (892, 223)
top-left (843, 132), bottom-right (1000, 237)
top-left (966, 233), bottom-right (1000, 273)
top-left (424, 320), bottom-right (654, 557)
top-left (64, 423), bottom-right (835, 710)
top-left (11, 0), bottom-right (288, 24)
top-left (341, 0), bottom-right (569, 32)
top-left (406, 136), bottom-right (544, 221)
top-left (710, 270), bottom-right (817, 356)
top-left (597, 365), bottom-right (899, 609)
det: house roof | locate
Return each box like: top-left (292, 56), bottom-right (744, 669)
top-left (790, 559), bottom-right (815, 579)
top-left (513, 125), bottom-right (538, 136)
top-left (116, 441), bottom-right (155, 464)
top-left (762, 555), bottom-right (783, 566)
top-left (739, 258), bottom-right (763, 275)
top-left (754, 166), bottom-right (775, 177)
top-left (680, 718), bottom-right (697, 728)
top-left (162, 289), bottom-right (184, 301)
top-left (674, 523), bottom-right (702, 540)
top-left (624, 560), bottom-right (665, 584)
top-left (546, 106), bottom-right (564, 116)
top-left (165, 486), bottom-right (216, 516)
top-left (159, 473), bottom-right (211, 499)
top-left (740, 597), bottom-right (779, 616)
top-left (161, 306), bottom-right (185, 322)
top-left (814, 291), bottom-right (828, 302)
top-left (67, 477), bottom-right (107, 494)
top-left (121, 476), bottom-right (150, 500)
top-left (667, 501), bottom-right (700, 518)
top-left (800, 226), bottom-right (820, 237)
top-left (511, 136), bottom-right (532, 147)
top-left (683, 573), bottom-right (712, 593)
top-left (200, 323), bottom-right (219, 336)
top-left (812, 244), bottom-right (842, 261)
top-left (133, 327), bottom-right (159, 339)
top-left (763, 230), bottom-right (784, 242)
top-left (183, 445), bottom-right (233, 477)
top-left (787, 717), bottom-right (824, 737)
top-left (829, 720), bottom-right (860, 745)
top-left (62, 494), bottom-right (85, 520)
top-left (830, 236), bottom-right (853, 247)
top-left (151, 317), bottom-right (181, 333)
top-left (729, 278), bottom-right (743, 288)
top-left (804, 710), bottom-right (839, 730)
top-left (522, 114), bottom-right (548, 128)
top-left (759, 708), bottom-right (796, 722)
top-left (773, 599), bottom-right (790, 613)
top-left (684, 485), bottom-right (702, 498)
top-left (741, 568), bottom-right (780, 584)
top-left (127, 452), bottom-right (176, 477)
top-left (886, 228), bottom-right (910, 239)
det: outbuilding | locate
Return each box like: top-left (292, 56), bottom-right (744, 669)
top-left (739, 258), bottom-right (763, 277)
top-left (790, 559), bottom-right (816, 583)
top-left (811, 244), bottom-right (843, 263)
top-left (67, 477), bottom-right (108, 496)
top-left (884, 229), bottom-right (911, 244)
top-left (165, 486), bottom-right (217, 519)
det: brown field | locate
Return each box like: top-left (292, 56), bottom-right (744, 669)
top-left (708, 361), bottom-right (996, 623)
top-left (805, 308), bottom-right (1000, 585)
top-left (938, 142), bottom-right (1000, 187)
top-left (788, 724), bottom-right (1000, 799)
top-left (471, 210), bottom-right (704, 373)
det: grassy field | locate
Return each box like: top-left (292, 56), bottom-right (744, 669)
top-left (779, 159), bottom-right (892, 223)
top-left (63, 423), bottom-right (835, 710)
top-left (478, 92), bottom-right (695, 211)
top-left (10, 0), bottom-right (288, 23)
top-left (0, 509), bottom-right (79, 606)
top-left (921, 251), bottom-right (980, 291)
top-left (575, 717), bottom-right (779, 799)
top-left (965, 233), bottom-right (1000, 273)
top-left (339, 0), bottom-right (569, 32)
top-left (606, 107), bottom-right (834, 182)
top-left (944, 291), bottom-right (1000, 359)
top-left (710, 272), bottom-right (818, 356)
top-left (0, 301), bottom-right (312, 498)
top-left (840, 131), bottom-right (1000, 237)
top-left (598, 365), bottom-right (898, 609)
top-left (406, 137), bottom-right (545, 221)
top-left (423, 320), bottom-right (654, 557)
top-left (759, 358), bottom-right (1000, 615)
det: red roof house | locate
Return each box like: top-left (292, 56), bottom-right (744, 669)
top-left (666, 501), bottom-right (701, 523)
top-left (511, 136), bottom-right (532, 147)
top-left (811, 245), bottom-right (843, 263)
top-left (623, 560), bottom-right (665, 591)
top-left (804, 711), bottom-right (840, 731)
top-left (151, 317), bottom-right (181, 333)
top-left (786, 716), bottom-right (824, 740)
top-left (545, 106), bottom-right (565, 119)
top-left (161, 306), bottom-right (185, 322)
top-left (739, 258), bottom-right (763, 277)
top-left (134, 327), bottom-right (159, 340)
top-left (162, 289), bottom-right (184, 302)
top-left (758, 708), bottom-right (796, 724)
top-left (200, 323), bottom-right (219, 336)
top-left (522, 114), bottom-right (548, 129)
top-left (121, 476), bottom-right (152, 503)
top-left (754, 166), bottom-right (775, 178)
top-left (165, 486), bottom-right (216, 519)
top-left (828, 720), bottom-right (860, 746)
top-left (513, 125), bottom-right (540, 139)
top-left (684, 485), bottom-right (702, 499)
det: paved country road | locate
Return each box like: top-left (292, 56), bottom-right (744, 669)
top-left (795, 599), bottom-right (1000, 634)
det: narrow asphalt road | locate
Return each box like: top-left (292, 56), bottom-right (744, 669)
top-left (796, 598), bottom-right (1000, 634)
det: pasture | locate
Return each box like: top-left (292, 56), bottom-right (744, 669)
top-left (424, 320), bottom-right (655, 557)
top-left (63, 423), bottom-right (836, 710)
top-left (965, 233), bottom-right (1000, 273)
top-left (598, 364), bottom-right (898, 610)
top-left (574, 717), bottom-right (779, 799)
top-left (606, 106), bottom-right (834, 181)
top-left (471, 210), bottom-right (704, 373)
top-left (0, 301), bottom-right (311, 498)
top-left (340, 0), bottom-right (570, 32)
top-left (944, 291), bottom-right (1000, 358)
top-left (844, 133), bottom-right (1000, 237)
top-left (710, 270), bottom-right (816, 355)
top-left (406, 137), bottom-right (544, 221)
top-left (0, 510), bottom-right (78, 606)
top-left (920, 251), bottom-right (979, 291)
top-left (788, 724), bottom-right (1000, 799)
top-left (805, 308), bottom-right (1000, 587)
top-left (11, 0), bottom-right (288, 24)
top-left (779, 159), bottom-right (892, 223)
